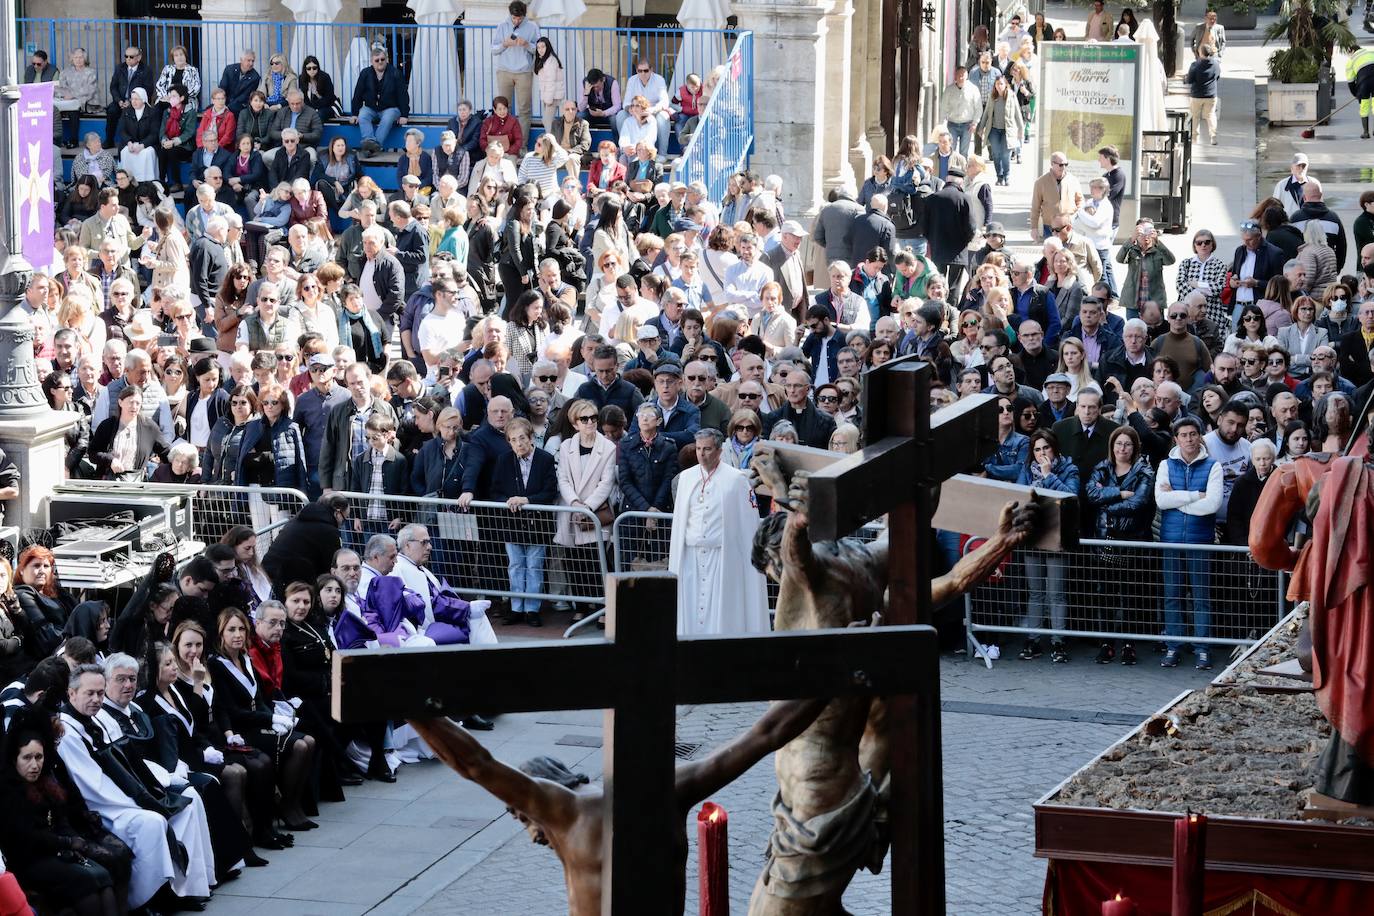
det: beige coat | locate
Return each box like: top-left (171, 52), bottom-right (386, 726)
top-left (555, 433), bottom-right (619, 547)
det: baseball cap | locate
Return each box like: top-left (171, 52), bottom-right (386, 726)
top-left (652, 360), bottom-right (683, 376)
top-left (1292, 153), bottom-right (1309, 166)
top-left (636, 325), bottom-right (661, 341)
top-left (670, 181), bottom-right (687, 192)
top-left (946, 167), bottom-right (965, 179)
top-left (402, 174), bottom-right (421, 186)
top-left (308, 353), bottom-right (333, 369)
top-left (984, 221), bottom-right (1005, 237)
top-left (781, 219), bottom-right (809, 237)
top-left (1044, 373), bottom-right (1072, 387)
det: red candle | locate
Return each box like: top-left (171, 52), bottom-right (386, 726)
top-left (1171, 812), bottom-right (1206, 916)
top-left (1102, 893), bottom-right (1136, 915)
top-left (697, 801), bottom-right (729, 916)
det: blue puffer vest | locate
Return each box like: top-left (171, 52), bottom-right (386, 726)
top-left (1159, 449), bottom-right (1217, 543)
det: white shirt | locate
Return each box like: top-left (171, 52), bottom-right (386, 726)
top-left (189, 396), bottom-right (211, 447)
top-left (360, 259), bottom-right (382, 313)
top-left (617, 115), bottom-right (658, 150)
top-left (626, 72), bottom-right (671, 113)
top-left (1237, 248), bottom-right (1257, 303)
top-left (721, 259), bottom-right (775, 317)
top-left (417, 311), bottom-right (468, 381)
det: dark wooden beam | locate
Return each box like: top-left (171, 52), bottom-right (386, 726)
top-left (601, 575), bottom-right (678, 914)
top-left (332, 626), bottom-right (943, 722)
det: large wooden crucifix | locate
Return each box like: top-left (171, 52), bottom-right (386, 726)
top-left (332, 573), bottom-right (945, 915)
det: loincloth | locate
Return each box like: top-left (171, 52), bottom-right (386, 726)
top-left (760, 772), bottom-right (891, 899)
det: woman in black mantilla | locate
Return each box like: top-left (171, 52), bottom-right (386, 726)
top-left (0, 706), bottom-right (133, 915)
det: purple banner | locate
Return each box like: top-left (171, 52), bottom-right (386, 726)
top-left (17, 82), bottom-right (54, 264)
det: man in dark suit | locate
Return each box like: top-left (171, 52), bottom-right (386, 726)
top-left (106, 45), bottom-right (156, 145)
top-left (763, 365), bottom-right (836, 448)
top-left (647, 362), bottom-right (702, 449)
top-left (1338, 299), bottom-right (1374, 388)
top-left (848, 195), bottom-right (897, 274)
top-left (762, 220), bottom-right (810, 318)
top-left (575, 345), bottom-right (645, 415)
top-left (1051, 389), bottom-right (1119, 534)
top-left (924, 168), bottom-right (978, 289)
top-left (217, 50), bottom-right (261, 114)
top-left (267, 129), bottom-right (313, 186)
top-left (189, 217), bottom-right (230, 311)
top-left (360, 227), bottom-right (407, 333)
top-left (810, 187), bottom-right (862, 280)
top-left (800, 305), bottom-right (844, 385)
top-left (188, 130), bottom-right (234, 191)
top-left (319, 363), bottom-right (398, 494)
top-left (488, 416), bottom-right (558, 625)
top-left (1227, 220), bottom-right (1286, 314)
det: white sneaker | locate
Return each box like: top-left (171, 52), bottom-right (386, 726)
top-left (987, 644), bottom-right (1001, 660)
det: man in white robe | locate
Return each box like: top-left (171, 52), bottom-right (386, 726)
top-left (669, 428), bottom-right (771, 635)
top-left (395, 523), bottom-right (497, 645)
top-left (58, 665), bottom-right (215, 909)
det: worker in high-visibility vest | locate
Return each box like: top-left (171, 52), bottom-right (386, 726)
top-left (1348, 46), bottom-right (1374, 138)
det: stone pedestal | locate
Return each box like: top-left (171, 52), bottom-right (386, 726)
top-left (735, 0), bottom-right (835, 220)
top-left (199, 0), bottom-right (279, 98)
top-left (0, 412), bottom-right (76, 532)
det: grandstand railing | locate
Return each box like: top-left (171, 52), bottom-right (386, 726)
top-left (671, 30), bottom-right (753, 202)
top-left (963, 537), bottom-right (1289, 662)
top-left (21, 17), bottom-right (742, 126)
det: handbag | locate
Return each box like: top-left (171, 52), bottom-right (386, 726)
top-left (1220, 270), bottom-right (1235, 306)
top-left (594, 503), bottom-right (615, 527)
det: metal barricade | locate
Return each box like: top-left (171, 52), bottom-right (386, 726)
top-left (671, 31), bottom-right (753, 202)
top-left (963, 537), bottom-right (1288, 660)
top-left (333, 491), bottom-right (610, 609)
top-left (51, 480), bottom-right (309, 547)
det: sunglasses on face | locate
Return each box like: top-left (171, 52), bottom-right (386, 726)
top-left (817, 395), bottom-right (839, 403)
top-left (1241, 357), bottom-right (1259, 366)
top-left (961, 320), bottom-right (980, 328)
top-left (536, 374), bottom-right (557, 382)
top-left (1244, 315), bottom-right (1261, 321)
top-left (738, 392), bottom-right (761, 400)
top-left (1194, 240), bottom-right (1214, 247)
top-left (575, 415), bottom-right (597, 423)
top-left (276, 354), bottom-right (294, 362)
top-left (736, 424), bottom-right (758, 432)
top-left (262, 398), bottom-right (282, 406)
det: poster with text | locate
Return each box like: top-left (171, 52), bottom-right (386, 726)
top-left (16, 82), bottom-right (54, 265)
top-left (1037, 43), bottom-right (1141, 197)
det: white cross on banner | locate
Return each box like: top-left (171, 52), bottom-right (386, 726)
top-left (16, 82), bottom-right (54, 263)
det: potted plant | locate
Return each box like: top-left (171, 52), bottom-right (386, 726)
top-left (1213, 0), bottom-right (1261, 30)
top-left (1264, 0), bottom-right (1359, 124)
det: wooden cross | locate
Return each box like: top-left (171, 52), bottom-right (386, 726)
top-left (332, 573), bottom-right (943, 915)
top-left (802, 354), bottom-right (1005, 915)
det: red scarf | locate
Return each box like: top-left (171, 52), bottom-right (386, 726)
top-left (249, 632), bottom-right (284, 693)
top-left (166, 106), bottom-right (183, 140)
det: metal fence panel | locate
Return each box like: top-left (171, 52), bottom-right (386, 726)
top-left (52, 480), bottom-right (309, 553)
top-left (333, 491), bottom-right (609, 608)
top-left (671, 30), bottom-right (752, 201)
top-left (963, 537), bottom-right (1287, 655)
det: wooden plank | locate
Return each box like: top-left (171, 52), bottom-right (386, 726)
top-left (673, 627), bottom-right (939, 703)
top-left (333, 626), bottom-right (945, 722)
top-left (331, 641), bottom-right (619, 721)
top-left (601, 575), bottom-right (679, 915)
top-left (931, 474), bottom-right (1080, 551)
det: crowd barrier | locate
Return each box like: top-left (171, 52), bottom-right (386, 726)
top-left (22, 17), bottom-right (742, 124)
top-left (331, 491), bottom-right (610, 613)
top-left (963, 537), bottom-right (1289, 661)
top-left (51, 480), bottom-right (309, 553)
top-left (671, 31), bottom-right (753, 202)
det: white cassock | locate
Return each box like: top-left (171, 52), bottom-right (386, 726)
top-left (669, 462), bottom-right (770, 635)
top-left (58, 712), bottom-right (215, 907)
top-left (394, 554), bottom-right (498, 646)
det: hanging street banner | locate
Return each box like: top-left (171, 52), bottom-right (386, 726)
top-left (1036, 43), bottom-right (1142, 198)
top-left (16, 81), bottom-right (54, 265)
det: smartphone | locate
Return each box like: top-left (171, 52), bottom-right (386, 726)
top-left (157, 334), bottom-right (179, 348)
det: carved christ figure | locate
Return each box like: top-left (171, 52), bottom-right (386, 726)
top-left (746, 453), bottom-right (1036, 914)
top-left (408, 696), bottom-right (828, 915)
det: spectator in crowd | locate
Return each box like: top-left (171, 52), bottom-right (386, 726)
top-left (350, 47), bottom-right (409, 155)
top-left (1155, 416), bottom-right (1223, 670)
top-left (1015, 429), bottom-right (1079, 663)
top-left (490, 417), bottom-right (558, 625)
top-left (492, 1), bottom-right (540, 141)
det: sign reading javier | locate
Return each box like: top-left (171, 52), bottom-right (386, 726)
top-left (1037, 43), bottom-right (1142, 197)
top-left (16, 82), bottom-right (54, 265)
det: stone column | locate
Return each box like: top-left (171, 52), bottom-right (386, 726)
top-left (735, 0), bottom-right (837, 223)
top-left (846, 0), bottom-right (871, 183)
top-left (862, 0), bottom-right (886, 155)
top-left (200, 0), bottom-right (280, 100)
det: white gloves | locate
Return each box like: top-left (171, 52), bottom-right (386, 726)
top-left (271, 714), bottom-right (293, 736)
top-left (287, 697), bottom-right (303, 709)
top-left (365, 639), bottom-right (380, 650)
top-left (203, 747), bottom-right (225, 766)
top-left (225, 733), bottom-right (245, 747)
top-left (469, 600), bottom-right (491, 617)
top-left (400, 619), bottom-right (418, 636)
